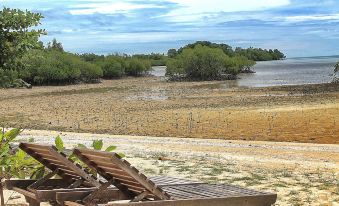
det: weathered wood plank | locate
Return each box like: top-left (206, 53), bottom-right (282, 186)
top-left (106, 194), bottom-right (277, 206)
top-left (12, 187), bottom-right (37, 200)
top-left (56, 189), bottom-right (127, 205)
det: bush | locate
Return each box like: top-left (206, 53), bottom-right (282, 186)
top-left (99, 57), bottom-right (125, 79)
top-left (126, 58), bottom-right (152, 76)
top-left (0, 69), bottom-right (19, 88)
top-left (78, 61), bottom-right (103, 83)
top-left (21, 50), bottom-right (102, 85)
top-left (166, 45), bottom-right (253, 81)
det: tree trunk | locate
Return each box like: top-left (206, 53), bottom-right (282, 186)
top-left (0, 181), bottom-right (4, 206)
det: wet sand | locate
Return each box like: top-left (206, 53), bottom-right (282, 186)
top-left (0, 77), bottom-right (338, 144)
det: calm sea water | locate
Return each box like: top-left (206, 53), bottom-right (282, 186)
top-left (151, 56), bottom-right (339, 87)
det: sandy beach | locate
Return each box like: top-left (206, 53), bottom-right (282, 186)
top-left (2, 129), bottom-right (339, 205)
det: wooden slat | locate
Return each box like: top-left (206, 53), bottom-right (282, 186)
top-left (74, 148), bottom-right (171, 200)
top-left (64, 201), bottom-right (84, 206)
top-left (20, 143), bottom-right (100, 188)
top-left (5, 180), bottom-right (36, 190)
top-left (73, 148), bottom-right (135, 199)
top-left (12, 187), bottom-right (37, 200)
top-left (56, 189), bottom-right (127, 205)
top-left (104, 172), bottom-right (139, 182)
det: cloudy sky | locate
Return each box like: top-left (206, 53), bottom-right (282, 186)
top-left (2, 0), bottom-right (339, 57)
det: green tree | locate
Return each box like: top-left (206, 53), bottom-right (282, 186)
top-left (175, 41), bottom-right (285, 61)
top-left (126, 58), bottom-right (151, 76)
top-left (0, 8), bottom-right (45, 70)
top-left (166, 45), bottom-right (256, 81)
top-left (101, 57), bottom-right (125, 78)
top-left (167, 45), bottom-right (245, 80)
top-left (167, 49), bottom-right (178, 58)
top-left (47, 38), bottom-right (64, 52)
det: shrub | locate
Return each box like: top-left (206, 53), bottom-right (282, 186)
top-left (21, 50), bottom-right (102, 85)
top-left (166, 45), bottom-right (253, 81)
top-left (100, 57), bottom-right (125, 79)
top-left (0, 69), bottom-right (19, 88)
top-left (126, 58), bottom-right (152, 76)
top-left (78, 61), bottom-right (103, 82)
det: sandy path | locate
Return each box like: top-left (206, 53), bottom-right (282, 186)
top-left (3, 129), bottom-right (339, 206)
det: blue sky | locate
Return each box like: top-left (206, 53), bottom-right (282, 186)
top-left (2, 0), bottom-right (339, 57)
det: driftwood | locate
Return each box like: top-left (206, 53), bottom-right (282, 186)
top-left (16, 79), bottom-right (32, 89)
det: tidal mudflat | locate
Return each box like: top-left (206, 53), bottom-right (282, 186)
top-left (0, 77), bottom-right (338, 144)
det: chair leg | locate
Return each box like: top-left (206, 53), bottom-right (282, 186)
top-left (0, 182), bottom-right (4, 206)
top-left (25, 197), bottom-right (40, 206)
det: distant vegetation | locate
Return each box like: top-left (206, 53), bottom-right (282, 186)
top-left (165, 41), bottom-right (285, 81)
top-left (133, 53), bottom-right (168, 66)
top-left (169, 41), bottom-right (286, 61)
top-left (166, 45), bottom-right (255, 81)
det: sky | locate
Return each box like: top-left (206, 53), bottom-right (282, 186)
top-left (1, 0), bottom-right (339, 57)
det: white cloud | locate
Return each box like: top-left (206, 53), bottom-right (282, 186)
top-left (69, 1), bottom-right (164, 15)
top-left (285, 14), bottom-right (339, 22)
top-left (165, 0), bottom-right (290, 22)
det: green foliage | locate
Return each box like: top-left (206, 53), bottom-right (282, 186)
top-left (105, 145), bottom-right (117, 152)
top-left (169, 41), bottom-right (285, 61)
top-left (47, 38), bottom-right (64, 52)
top-left (234, 47), bottom-right (285, 61)
top-left (167, 49), bottom-right (178, 58)
top-left (76, 139), bottom-right (124, 158)
top-left (126, 58), bottom-right (152, 76)
top-left (20, 49), bottom-right (102, 85)
top-left (0, 69), bottom-right (19, 88)
top-left (0, 128), bottom-right (125, 194)
top-left (55, 136), bottom-right (65, 152)
top-left (0, 8), bottom-right (45, 71)
top-left (166, 45), bottom-right (255, 80)
top-left (92, 139), bottom-right (103, 150)
top-left (80, 53), bottom-right (105, 62)
top-left (100, 56), bottom-right (125, 78)
top-left (81, 53), bottom-right (152, 78)
top-left (0, 128), bottom-right (40, 181)
top-left (133, 53), bottom-right (167, 66)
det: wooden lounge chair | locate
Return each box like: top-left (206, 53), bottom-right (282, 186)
top-left (4, 143), bottom-right (103, 206)
top-left (5, 143), bottom-right (205, 206)
top-left (65, 148), bottom-right (277, 206)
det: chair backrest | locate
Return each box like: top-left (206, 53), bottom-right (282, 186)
top-left (72, 148), bottom-right (171, 200)
top-left (19, 143), bottom-right (100, 187)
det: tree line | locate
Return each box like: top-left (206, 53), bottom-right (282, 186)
top-left (0, 8), bottom-right (153, 87)
top-left (167, 41), bottom-right (286, 61)
top-left (0, 7), bottom-right (287, 87)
